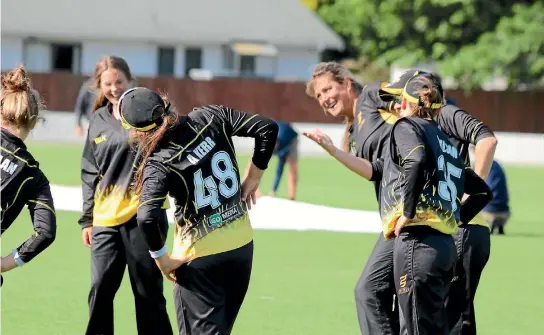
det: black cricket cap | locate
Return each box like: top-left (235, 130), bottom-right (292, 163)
top-left (378, 69), bottom-right (426, 101)
top-left (402, 72), bottom-right (444, 110)
top-left (119, 87), bottom-right (170, 132)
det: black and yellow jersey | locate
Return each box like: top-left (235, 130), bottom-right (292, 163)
top-left (349, 81), bottom-right (399, 198)
top-left (436, 103), bottom-right (495, 227)
top-left (79, 104), bottom-right (141, 228)
top-left (137, 105), bottom-right (278, 260)
top-left (371, 117), bottom-right (467, 238)
top-left (350, 81), bottom-right (398, 162)
top-left (436, 104), bottom-right (495, 167)
top-left (1, 128), bottom-right (56, 265)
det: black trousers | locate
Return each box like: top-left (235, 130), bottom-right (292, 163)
top-left (446, 225), bottom-right (491, 335)
top-left (173, 241), bottom-right (253, 335)
top-left (394, 227), bottom-right (456, 335)
top-left (354, 234), bottom-right (399, 335)
top-left (86, 215), bottom-right (172, 335)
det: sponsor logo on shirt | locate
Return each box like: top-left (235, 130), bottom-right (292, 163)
top-left (207, 203), bottom-right (244, 227)
top-left (94, 135), bottom-right (107, 144)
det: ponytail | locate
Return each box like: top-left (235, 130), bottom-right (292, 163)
top-left (408, 76), bottom-right (443, 120)
top-left (131, 96), bottom-right (180, 195)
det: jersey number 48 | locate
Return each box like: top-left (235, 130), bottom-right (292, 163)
top-left (193, 151), bottom-right (239, 210)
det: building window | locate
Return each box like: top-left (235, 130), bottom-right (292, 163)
top-left (22, 40), bottom-right (51, 73)
top-left (157, 47), bottom-right (175, 76)
top-left (239, 55), bottom-right (256, 76)
top-left (222, 45), bottom-right (234, 70)
top-left (51, 43), bottom-right (81, 73)
top-left (185, 48), bottom-right (202, 76)
top-left (222, 44), bottom-right (262, 77)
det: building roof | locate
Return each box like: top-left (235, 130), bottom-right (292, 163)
top-left (2, 0), bottom-right (344, 50)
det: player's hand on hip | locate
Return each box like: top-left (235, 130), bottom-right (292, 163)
top-left (393, 215), bottom-right (422, 237)
top-left (82, 226), bottom-right (93, 248)
top-left (242, 162), bottom-right (264, 210)
top-left (155, 254), bottom-right (191, 283)
top-left (241, 177), bottom-right (260, 210)
top-left (302, 129), bottom-right (336, 156)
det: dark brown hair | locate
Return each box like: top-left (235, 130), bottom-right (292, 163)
top-left (130, 93), bottom-right (180, 195)
top-left (92, 56), bottom-right (133, 111)
top-left (306, 62), bottom-right (363, 153)
top-left (1, 65), bottom-right (45, 130)
top-left (405, 75), bottom-right (443, 120)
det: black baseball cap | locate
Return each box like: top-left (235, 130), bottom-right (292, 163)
top-left (119, 87), bottom-right (170, 132)
top-left (378, 69), bottom-right (426, 101)
top-left (402, 72), bottom-right (444, 109)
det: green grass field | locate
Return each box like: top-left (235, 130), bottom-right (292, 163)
top-left (2, 142), bottom-right (544, 334)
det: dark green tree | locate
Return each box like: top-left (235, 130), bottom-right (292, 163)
top-left (317, 0), bottom-right (543, 89)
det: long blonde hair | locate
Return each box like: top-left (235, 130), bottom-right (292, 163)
top-left (92, 56), bottom-right (133, 111)
top-left (306, 62), bottom-right (363, 152)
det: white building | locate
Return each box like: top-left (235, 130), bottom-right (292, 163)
top-left (1, 0), bottom-right (344, 81)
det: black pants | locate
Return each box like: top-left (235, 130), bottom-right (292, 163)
top-left (86, 215), bottom-right (172, 335)
top-left (446, 225), bottom-right (491, 335)
top-left (354, 234), bottom-right (399, 335)
top-left (173, 241), bottom-right (253, 335)
top-left (394, 227), bottom-right (456, 335)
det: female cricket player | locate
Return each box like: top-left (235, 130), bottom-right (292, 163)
top-left (1, 65), bottom-right (56, 282)
top-left (307, 62), bottom-right (494, 334)
top-left (383, 81), bottom-right (498, 335)
top-left (79, 56), bottom-right (172, 335)
top-left (119, 87), bottom-right (278, 334)
top-left (305, 61), bottom-right (404, 334)
top-left (305, 72), bottom-right (492, 334)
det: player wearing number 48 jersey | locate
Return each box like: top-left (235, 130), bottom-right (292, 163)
top-left (119, 87), bottom-right (278, 335)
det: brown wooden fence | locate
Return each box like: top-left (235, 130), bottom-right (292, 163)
top-left (24, 72), bottom-right (544, 133)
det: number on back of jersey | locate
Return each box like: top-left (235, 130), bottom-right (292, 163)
top-left (194, 151), bottom-right (239, 210)
top-left (437, 154), bottom-right (462, 212)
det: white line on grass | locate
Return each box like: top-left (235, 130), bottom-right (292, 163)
top-left (50, 185), bottom-right (382, 234)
